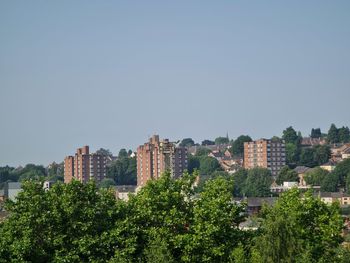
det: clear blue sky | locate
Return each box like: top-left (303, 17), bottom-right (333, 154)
top-left (1, 1), bottom-right (349, 166)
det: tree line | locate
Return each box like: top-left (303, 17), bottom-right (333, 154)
top-left (0, 173), bottom-right (348, 262)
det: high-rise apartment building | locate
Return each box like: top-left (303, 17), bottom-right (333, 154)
top-left (64, 146), bottom-right (107, 184)
top-left (137, 135), bottom-right (187, 187)
top-left (244, 139), bottom-right (286, 176)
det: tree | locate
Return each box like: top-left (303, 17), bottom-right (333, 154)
top-left (232, 169), bottom-right (248, 197)
top-left (99, 178), bottom-right (116, 188)
top-left (313, 145), bottom-right (331, 165)
top-left (187, 155), bottom-right (200, 173)
top-left (230, 135), bottom-right (252, 156)
top-left (214, 136), bottom-right (229, 145)
top-left (118, 149), bottom-right (129, 158)
top-left (327, 123), bottom-right (339, 144)
top-left (184, 177), bottom-right (247, 262)
top-left (194, 147), bottom-right (211, 157)
top-left (180, 138), bottom-right (195, 148)
top-left (17, 164), bottom-right (47, 182)
top-left (144, 232), bottom-right (174, 263)
top-left (282, 126), bottom-right (300, 145)
top-left (276, 166), bottom-right (299, 185)
top-left (333, 158), bottom-right (350, 188)
top-left (311, 128), bottom-right (322, 138)
top-left (285, 143), bottom-right (300, 165)
top-left (339, 126), bottom-right (350, 143)
top-left (96, 148), bottom-right (113, 157)
top-left (199, 156), bottom-right (221, 175)
top-left (0, 180), bottom-right (125, 262)
top-left (254, 189), bottom-right (343, 263)
top-left (304, 167), bottom-right (329, 186)
top-left (107, 156), bottom-right (137, 185)
top-left (299, 148), bottom-right (316, 167)
top-left (201, 140), bottom-right (215, 146)
top-left (243, 168), bottom-right (273, 197)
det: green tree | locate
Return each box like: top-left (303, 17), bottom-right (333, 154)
top-left (299, 148), bottom-right (316, 167)
top-left (313, 145), bottom-right (331, 166)
top-left (201, 139), bottom-right (215, 146)
top-left (285, 143), bottom-right (300, 165)
top-left (107, 156), bottom-right (137, 185)
top-left (254, 189), bottom-right (343, 263)
top-left (214, 136), bottom-right (229, 145)
top-left (0, 180), bottom-right (125, 262)
top-left (17, 164), bottom-right (47, 182)
top-left (230, 135), bottom-right (252, 156)
top-left (180, 138), bottom-right (195, 147)
top-left (118, 149), bottom-right (129, 158)
top-left (96, 148), bottom-right (113, 157)
top-left (244, 168), bottom-right (273, 197)
top-left (194, 147), bottom-right (211, 157)
top-left (311, 128), bottom-right (322, 138)
top-left (187, 155), bottom-right (200, 173)
top-left (276, 166), bottom-right (299, 185)
top-left (327, 123), bottom-right (339, 144)
top-left (304, 167), bottom-right (329, 186)
top-left (199, 156), bottom-right (221, 175)
top-left (232, 169), bottom-right (248, 197)
top-left (282, 126), bottom-right (300, 145)
top-left (99, 178), bottom-right (116, 188)
top-left (333, 159), bottom-right (350, 188)
top-left (339, 126), bottom-right (350, 143)
top-left (183, 177), bottom-right (247, 262)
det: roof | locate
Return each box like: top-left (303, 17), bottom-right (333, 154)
top-left (294, 166), bottom-right (311, 174)
top-left (115, 185), bottom-right (136, 193)
top-left (7, 182), bottom-right (21, 189)
top-left (247, 197), bottom-right (277, 207)
top-left (320, 160), bottom-right (337, 166)
top-left (319, 192), bottom-right (350, 198)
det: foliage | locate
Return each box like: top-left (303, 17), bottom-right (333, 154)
top-left (282, 126), bottom-right (301, 145)
top-left (107, 156), bottom-right (136, 185)
top-left (313, 145), bottom-right (331, 165)
top-left (180, 138), bottom-right (195, 147)
top-left (194, 147), bottom-right (211, 157)
top-left (187, 155), bottom-right (200, 174)
top-left (96, 148), bottom-right (113, 157)
top-left (285, 143), bottom-right (300, 165)
top-left (299, 148), bottom-right (317, 167)
top-left (17, 164), bottom-right (47, 182)
top-left (118, 149), bottom-right (129, 158)
top-left (254, 189), bottom-right (343, 263)
top-left (230, 135), bottom-right (252, 156)
top-left (311, 128), bottom-right (322, 138)
top-left (0, 180), bottom-right (123, 262)
top-left (333, 159), bottom-right (350, 188)
top-left (99, 178), bottom-right (116, 189)
top-left (339, 126), bottom-right (350, 143)
top-left (276, 166), bottom-right (299, 185)
top-left (232, 169), bottom-right (248, 197)
top-left (214, 136), bottom-right (229, 145)
top-left (326, 124), bottom-right (350, 144)
top-left (243, 168), bottom-right (273, 197)
top-left (201, 140), bottom-right (215, 146)
top-left (198, 156), bottom-right (221, 175)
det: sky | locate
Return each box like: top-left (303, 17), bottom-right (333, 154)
top-left (0, 1), bottom-right (349, 166)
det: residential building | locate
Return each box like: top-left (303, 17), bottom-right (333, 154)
top-left (64, 146), bottom-right (107, 184)
top-left (320, 160), bottom-right (337, 172)
top-left (4, 182), bottom-right (22, 201)
top-left (115, 185), bottom-right (136, 201)
top-left (294, 166), bottom-right (312, 186)
top-left (244, 139), bottom-right (286, 177)
top-left (319, 192), bottom-right (350, 206)
top-left (137, 135), bottom-right (187, 187)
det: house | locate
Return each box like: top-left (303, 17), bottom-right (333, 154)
top-left (319, 192), bottom-right (350, 206)
top-left (208, 150), bottom-right (223, 161)
top-left (4, 182), bottom-right (22, 201)
top-left (320, 160), bottom-right (337, 172)
top-left (331, 143), bottom-right (350, 162)
top-left (115, 185), bottom-right (136, 201)
top-left (233, 197), bottom-right (277, 215)
top-left (301, 137), bottom-right (327, 147)
top-left (188, 144), bottom-right (230, 155)
top-left (294, 166), bottom-right (311, 186)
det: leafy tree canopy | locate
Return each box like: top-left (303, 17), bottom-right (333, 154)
top-left (214, 136), bottom-right (229, 145)
top-left (276, 166), bottom-right (299, 185)
top-left (179, 138), bottom-right (195, 147)
top-left (201, 139), bottom-right (215, 146)
top-left (230, 135), bottom-right (252, 156)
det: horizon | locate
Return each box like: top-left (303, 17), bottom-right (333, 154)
top-left (1, 1), bottom-right (349, 166)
